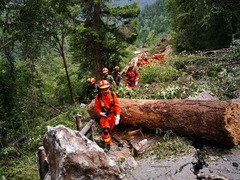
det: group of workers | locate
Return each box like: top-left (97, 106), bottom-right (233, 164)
top-left (86, 63), bottom-right (139, 97)
top-left (86, 51), bottom-right (164, 96)
top-left (84, 51), bottom-right (165, 152)
top-left (137, 52), bottom-right (165, 67)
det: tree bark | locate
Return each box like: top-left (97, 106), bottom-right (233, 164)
top-left (87, 98), bottom-right (240, 146)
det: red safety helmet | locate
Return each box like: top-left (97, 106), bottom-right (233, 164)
top-left (114, 66), bottom-right (119, 71)
top-left (99, 80), bottom-right (110, 89)
top-left (87, 77), bottom-right (96, 84)
top-left (102, 67), bottom-right (108, 74)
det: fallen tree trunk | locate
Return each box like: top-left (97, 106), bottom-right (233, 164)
top-left (87, 98), bottom-right (240, 146)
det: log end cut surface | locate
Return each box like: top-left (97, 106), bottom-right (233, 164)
top-left (224, 100), bottom-right (240, 145)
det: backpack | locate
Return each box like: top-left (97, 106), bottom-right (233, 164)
top-left (127, 70), bottom-right (136, 82)
top-left (98, 91), bottom-right (115, 108)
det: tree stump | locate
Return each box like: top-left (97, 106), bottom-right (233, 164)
top-left (87, 98), bottom-right (240, 146)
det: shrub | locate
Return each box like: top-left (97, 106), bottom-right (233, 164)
top-left (140, 62), bottom-right (179, 84)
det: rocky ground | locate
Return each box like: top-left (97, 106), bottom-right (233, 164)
top-left (127, 145), bottom-right (240, 180)
top-left (105, 128), bottom-right (240, 180)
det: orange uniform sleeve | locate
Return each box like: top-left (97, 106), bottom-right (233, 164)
top-left (113, 93), bottom-right (121, 115)
top-left (125, 71), bottom-right (129, 84)
top-left (135, 70), bottom-right (139, 82)
top-left (94, 94), bottom-right (102, 115)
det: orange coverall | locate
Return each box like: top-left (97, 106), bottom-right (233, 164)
top-left (151, 53), bottom-right (165, 64)
top-left (138, 53), bottom-right (150, 66)
top-left (94, 91), bottom-right (121, 145)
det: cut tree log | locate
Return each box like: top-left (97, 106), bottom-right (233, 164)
top-left (37, 146), bottom-right (49, 180)
top-left (75, 114), bottom-right (82, 131)
top-left (87, 98), bottom-right (240, 146)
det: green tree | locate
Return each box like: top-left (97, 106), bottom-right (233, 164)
top-left (166, 0), bottom-right (240, 52)
top-left (17, 0), bottom-right (47, 105)
top-left (41, 0), bottom-right (78, 104)
top-left (0, 0), bottom-right (78, 147)
top-left (71, 0), bottom-right (140, 81)
top-left (0, 0), bottom-right (36, 147)
top-left (135, 0), bottom-right (168, 47)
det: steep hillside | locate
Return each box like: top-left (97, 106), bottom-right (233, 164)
top-left (111, 0), bottom-right (156, 9)
top-left (130, 0), bottom-right (156, 9)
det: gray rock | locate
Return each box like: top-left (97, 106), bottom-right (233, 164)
top-left (188, 91), bottom-right (218, 100)
top-left (43, 125), bottom-right (123, 180)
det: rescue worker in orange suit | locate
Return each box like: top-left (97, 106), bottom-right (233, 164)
top-left (111, 66), bottom-right (122, 86)
top-left (138, 53), bottom-right (150, 66)
top-left (94, 80), bottom-right (121, 152)
top-left (151, 53), bottom-right (165, 65)
top-left (125, 62), bottom-right (139, 88)
top-left (151, 54), bottom-right (160, 61)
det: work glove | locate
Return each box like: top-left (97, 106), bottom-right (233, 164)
top-left (135, 81), bottom-right (138, 86)
top-left (100, 112), bottom-right (107, 117)
top-left (115, 115), bottom-right (120, 125)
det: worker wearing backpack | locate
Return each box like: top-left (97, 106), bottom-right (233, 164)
top-left (94, 80), bottom-right (121, 152)
top-left (86, 77), bottom-right (100, 101)
top-left (102, 67), bottom-right (116, 86)
top-left (111, 66), bottom-right (122, 86)
top-left (125, 62), bottom-right (139, 88)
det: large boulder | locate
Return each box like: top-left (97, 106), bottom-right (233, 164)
top-left (43, 125), bottom-right (123, 180)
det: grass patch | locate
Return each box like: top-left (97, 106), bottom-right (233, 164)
top-left (0, 104), bottom-right (90, 180)
top-left (141, 133), bottom-right (195, 160)
top-left (0, 152), bottom-right (39, 180)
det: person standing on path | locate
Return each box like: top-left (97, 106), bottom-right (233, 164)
top-left (125, 62), bottom-right (139, 88)
top-left (111, 66), bottom-right (122, 86)
top-left (94, 80), bottom-right (121, 152)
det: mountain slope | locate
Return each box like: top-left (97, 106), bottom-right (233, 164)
top-left (111, 0), bottom-right (156, 9)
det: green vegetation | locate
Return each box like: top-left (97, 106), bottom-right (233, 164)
top-left (142, 134), bottom-right (195, 159)
top-left (140, 62), bottom-right (179, 83)
top-left (1, 36), bottom-right (239, 180)
top-left (71, 1), bottom-right (140, 80)
top-left (135, 0), bottom-right (168, 47)
top-left (0, 0), bottom-right (239, 179)
top-left (166, 0), bottom-right (240, 52)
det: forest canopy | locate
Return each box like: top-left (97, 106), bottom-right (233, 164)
top-left (165, 0), bottom-right (240, 51)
